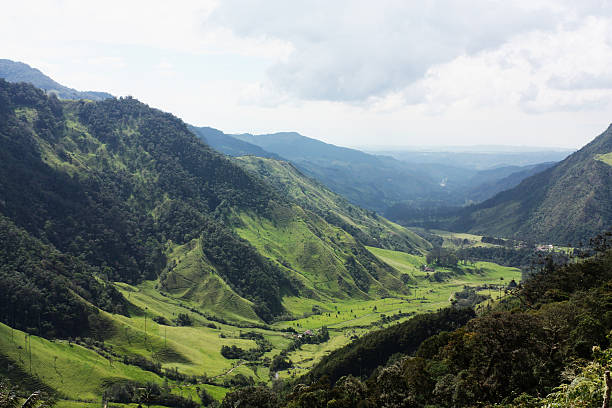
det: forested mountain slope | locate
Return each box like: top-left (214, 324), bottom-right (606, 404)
top-left (452, 124), bottom-right (612, 244)
top-left (0, 79), bottom-right (426, 332)
top-left (190, 125), bottom-right (280, 159)
top-left (231, 132), bottom-right (447, 212)
top-left (0, 59), bottom-right (112, 101)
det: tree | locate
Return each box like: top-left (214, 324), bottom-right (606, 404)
top-left (220, 386), bottom-right (279, 408)
top-left (0, 381), bottom-right (54, 408)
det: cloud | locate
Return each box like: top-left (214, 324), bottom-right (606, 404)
top-left (210, 0), bottom-right (612, 103)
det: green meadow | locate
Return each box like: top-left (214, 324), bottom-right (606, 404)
top-left (1, 245), bottom-right (521, 406)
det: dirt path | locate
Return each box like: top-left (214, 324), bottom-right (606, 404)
top-left (211, 360), bottom-right (245, 379)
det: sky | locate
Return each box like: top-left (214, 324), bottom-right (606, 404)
top-left (2, 0), bottom-right (612, 149)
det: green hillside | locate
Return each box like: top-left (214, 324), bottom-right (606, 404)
top-left (452, 124), bottom-right (612, 244)
top-left (234, 156), bottom-right (430, 254)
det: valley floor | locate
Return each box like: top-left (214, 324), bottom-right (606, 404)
top-left (0, 246), bottom-right (521, 406)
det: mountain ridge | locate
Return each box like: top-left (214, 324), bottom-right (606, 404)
top-left (452, 124), bottom-right (612, 244)
top-left (0, 59), bottom-right (113, 101)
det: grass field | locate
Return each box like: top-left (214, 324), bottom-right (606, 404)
top-left (1, 244), bottom-right (522, 406)
top-left (595, 152), bottom-right (612, 166)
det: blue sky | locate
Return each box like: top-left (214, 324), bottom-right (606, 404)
top-left (2, 0), bottom-right (612, 149)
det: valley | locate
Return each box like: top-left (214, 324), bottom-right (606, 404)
top-left (0, 60), bottom-right (610, 408)
top-left (0, 245), bottom-right (521, 407)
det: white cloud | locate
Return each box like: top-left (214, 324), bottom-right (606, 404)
top-left (210, 0), bottom-right (612, 103)
top-left (1, 0), bottom-right (612, 148)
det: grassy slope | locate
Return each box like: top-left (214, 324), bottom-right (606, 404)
top-left (233, 206), bottom-right (410, 303)
top-left (159, 239), bottom-right (262, 323)
top-left (595, 152), bottom-right (612, 166)
top-left (234, 157), bottom-right (430, 254)
top-left (0, 322), bottom-right (161, 401)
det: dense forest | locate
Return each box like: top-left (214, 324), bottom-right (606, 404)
top-left (0, 79), bottom-right (291, 325)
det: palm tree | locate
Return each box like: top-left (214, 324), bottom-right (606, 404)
top-left (0, 381), bottom-right (51, 408)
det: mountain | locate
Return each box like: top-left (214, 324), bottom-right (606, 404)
top-left (233, 156), bottom-right (430, 253)
top-left (0, 59), bottom-right (113, 101)
top-left (452, 124), bottom-right (612, 244)
top-left (190, 125), bottom-right (280, 159)
top-left (465, 162), bottom-right (556, 203)
top-left (0, 79), bottom-right (426, 333)
top-left (231, 132), bottom-right (452, 212)
top-left (227, 131), bottom-right (561, 212)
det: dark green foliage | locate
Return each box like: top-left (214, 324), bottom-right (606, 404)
top-left (304, 308), bottom-right (475, 385)
top-left (0, 79), bottom-right (291, 324)
top-left (151, 315), bottom-right (170, 325)
top-left (270, 354), bottom-right (293, 372)
top-left (174, 313), bottom-right (192, 327)
top-left (198, 387), bottom-right (216, 407)
top-left (455, 246), bottom-right (536, 268)
top-left (344, 256), bottom-right (370, 292)
top-left (220, 386), bottom-right (279, 408)
top-left (0, 214), bottom-right (126, 338)
top-left (451, 286), bottom-right (489, 308)
top-left (425, 247), bottom-right (458, 268)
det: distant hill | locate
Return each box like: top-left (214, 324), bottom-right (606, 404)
top-left (189, 125), bottom-right (280, 159)
top-left (0, 59), bottom-right (113, 100)
top-left (452, 125), bottom-right (612, 244)
top-left (466, 162), bottom-right (556, 203)
top-left (228, 131), bottom-right (562, 212)
top-left (370, 148), bottom-right (572, 170)
top-left (231, 132), bottom-right (451, 212)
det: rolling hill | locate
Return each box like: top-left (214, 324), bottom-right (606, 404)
top-left (452, 124), bottom-right (612, 244)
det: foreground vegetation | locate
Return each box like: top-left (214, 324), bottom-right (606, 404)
top-left (220, 235), bottom-right (612, 407)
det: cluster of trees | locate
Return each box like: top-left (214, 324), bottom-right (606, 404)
top-left (285, 327), bottom-right (330, 354)
top-left (425, 247), bottom-right (459, 268)
top-left (102, 379), bottom-right (200, 408)
top-left (220, 332), bottom-right (273, 361)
